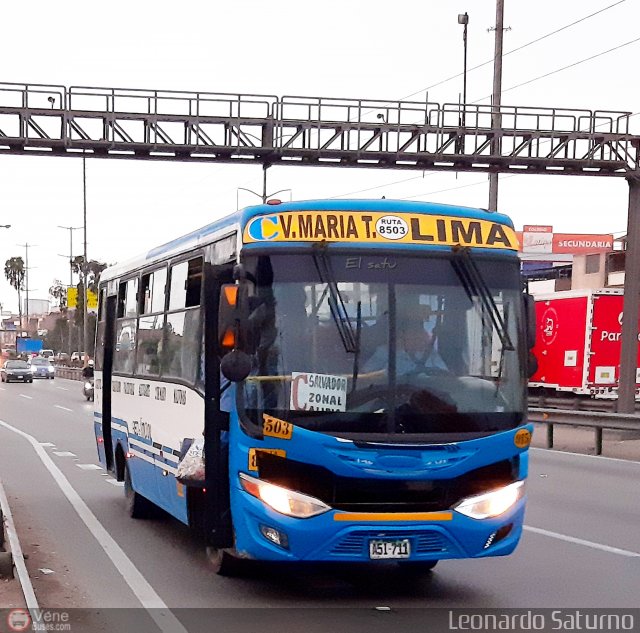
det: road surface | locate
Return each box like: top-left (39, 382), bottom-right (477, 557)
top-left (0, 378), bottom-right (638, 632)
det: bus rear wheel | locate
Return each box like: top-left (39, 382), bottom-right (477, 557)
top-left (206, 547), bottom-right (246, 577)
top-left (124, 462), bottom-right (154, 519)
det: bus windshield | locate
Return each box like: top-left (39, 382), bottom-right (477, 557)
top-left (239, 252), bottom-right (525, 441)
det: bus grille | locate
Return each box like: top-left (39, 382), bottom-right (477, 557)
top-left (330, 531), bottom-right (450, 557)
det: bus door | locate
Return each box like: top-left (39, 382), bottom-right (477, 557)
top-left (202, 258), bottom-right (235, 549)
top-left (101, 290), bottom-right (117, 472)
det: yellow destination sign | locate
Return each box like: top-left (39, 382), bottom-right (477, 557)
top-left (243, 211), bottom-right (518, 250)
top-left (67, 287), bottom-right (98, 310)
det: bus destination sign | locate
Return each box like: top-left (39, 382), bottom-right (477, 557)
top-left (243, 211), bottom-right (517, 250)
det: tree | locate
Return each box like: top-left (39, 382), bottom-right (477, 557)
top-left (71, 257), bottom-right (107, 294)
top-left (4, 256), bottom-right (25, 328)
top-left (71, 257), bottom-right (106, 356)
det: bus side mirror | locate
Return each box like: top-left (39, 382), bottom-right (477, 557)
top-left (524, 294), bottom-right (536, 350)
top-left (221, 349), bottom-right (252, 382)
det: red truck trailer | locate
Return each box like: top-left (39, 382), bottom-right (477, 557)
top-left (529, 289), bottom-right (640, 399)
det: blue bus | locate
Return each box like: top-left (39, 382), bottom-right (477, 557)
top-left (94, 199), bottom-right (535, 575)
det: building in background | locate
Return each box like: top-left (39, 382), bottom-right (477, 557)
top-left (518, 226), bottom-right (618, 294)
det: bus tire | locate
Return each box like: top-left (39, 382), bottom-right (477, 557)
top-left (124, 462), bottom-right (154, 519)
top-left (397, 559), bottom-right (438, 573)
top-left (206, 547), bottom-right (246, 577)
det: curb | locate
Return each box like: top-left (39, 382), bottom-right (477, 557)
top-left (0, 504), bottom-right (13, 577)
top-left (0, 479), bottom-right (39, 609)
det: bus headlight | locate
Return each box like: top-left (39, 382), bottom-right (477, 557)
top-left (454, 481), bottom-right (525, 520)
top-left (239, 472), bottom-right (331, 519)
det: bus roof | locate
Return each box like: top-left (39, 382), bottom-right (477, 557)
top-left (101, 199), bottom-right (516, 282)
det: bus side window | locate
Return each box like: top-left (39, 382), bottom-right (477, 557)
top-left (163, 310), bottom-right (201, 383)
top-left (124, 278), bottom-right (138, 318)
top-left (169, 257), bottom-right (202, 311)
top-left (163, 256), bottom-right (203, 384)
top-left (114, 319), bottom-right (136, 374)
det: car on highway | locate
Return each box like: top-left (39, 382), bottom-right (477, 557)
top-left (0, 359), bottom-right (33, 383)
top-left (54, 352), bottom-right (70, 365)
top-left (27, 356), bottom-right (55, 379)
top-left (41, 349), bottom-right (54, 359)
top-left (70, 351), bottom-right (86, 367)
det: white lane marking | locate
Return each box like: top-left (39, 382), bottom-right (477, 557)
top-left (524, 525), bottom-right (640, 558)
top-left (0, 387), bottom-right (5, 391)
top-left (0, 479), bottom-right (39, 613)
top-left (56, 386), bottom-right (69, 391)
top-left (530, 446), bottom-right (640, 466)
top-left (54, 405), bottom-right (73, 412)
top-left (106, 478), bottom-right (125, 487)
top-left (76, 464), bottom-right (102, 470)
top-left (52, 451), bottom-right (77, 457)
top-left (19, 394), bottom-right (33, 400)
top-left (39, 442), bottom-right (56, 447)
top-left (0, 419), bottom-right (188, 633)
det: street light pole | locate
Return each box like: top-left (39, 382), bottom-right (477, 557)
top-left (457, 12), bottom-right (469, 129)
top-left (82, 156), bottom-right (89, 366)
top-left (488, 0), bottom-right (505, 212)
top-left (57, 225), bottom-right (82, 288)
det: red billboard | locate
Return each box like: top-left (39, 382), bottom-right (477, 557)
top-left (516, 226), bottom-right (613, 255)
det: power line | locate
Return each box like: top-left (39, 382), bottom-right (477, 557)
top-left (329, 174), bottom-right (430, 199)
top-left (324, 3), bottom-right (633, 202)
top-left (474, 35), bottom-right (640, 102)
top-left (400, 0), bottom-right (628, 101)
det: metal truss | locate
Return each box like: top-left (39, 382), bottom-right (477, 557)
top-left (0, 82), bottom-right (638, 176)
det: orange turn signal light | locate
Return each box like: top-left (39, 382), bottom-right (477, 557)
top-left (223, 285), bottom-right (239, 306)
top-left (221, 329), bottom-right (236, 348)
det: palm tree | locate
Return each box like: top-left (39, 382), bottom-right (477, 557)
top-left (4, 257), bottom-right (25, 330)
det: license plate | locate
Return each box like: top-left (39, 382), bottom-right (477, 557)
top-left (368, 538), bottom-right (411, 559)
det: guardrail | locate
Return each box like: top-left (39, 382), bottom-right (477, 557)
top-left (527, 393), bottom-right (640, 413)
top-left (54, 367), bottom-right (83, 381)
top-left (528, 407), bottom-right (640, 455)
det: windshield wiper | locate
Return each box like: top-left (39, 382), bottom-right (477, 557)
top-left (312, 244), bottom-right (359, 354)
top-left (451, 246), bottom-right (514, 351)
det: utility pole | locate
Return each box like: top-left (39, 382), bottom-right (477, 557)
top-left (58, 225), bottom-right (82, 288)
top-left (488, 0), bottom-right (505, 212)
top-left (82, 157), bottom-right (89, 365)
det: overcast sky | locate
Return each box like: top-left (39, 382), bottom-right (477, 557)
top-left (0, 0), bottom-right (638, 313)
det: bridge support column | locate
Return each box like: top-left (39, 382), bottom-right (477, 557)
top-left (617, 177), bottom-right (640, 413)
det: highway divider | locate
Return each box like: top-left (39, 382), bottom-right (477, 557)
top-left (528, 407), bottom-right (640, 456)
top-left (54, 367), bottom-right (83, 381)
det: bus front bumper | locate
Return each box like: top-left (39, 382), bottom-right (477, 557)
top-left (231, 488), bottom-right (526, 563)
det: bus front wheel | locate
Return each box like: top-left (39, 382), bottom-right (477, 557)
top-left (124, 462), bottom-right (154, 519)
top-left (206, 547), bottom-right (246, 577)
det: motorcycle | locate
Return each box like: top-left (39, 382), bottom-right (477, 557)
top-left (83, 377), bottom-right (94, 401)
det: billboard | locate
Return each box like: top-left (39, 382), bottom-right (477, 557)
top-left (516, 225), bottom-right (613, 255)
top-left (67, 287), bottom-right (98, 311)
